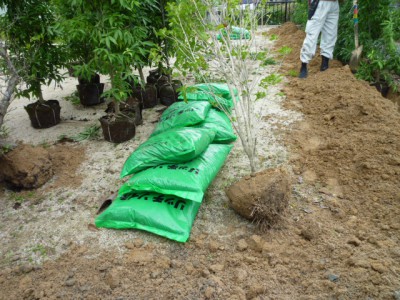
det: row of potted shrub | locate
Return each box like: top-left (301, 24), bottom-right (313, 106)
top-left (1, 0), bottom-right (181, 143)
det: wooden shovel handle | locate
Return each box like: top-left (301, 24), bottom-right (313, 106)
top-left (353, 0), bottom-right (359, 49)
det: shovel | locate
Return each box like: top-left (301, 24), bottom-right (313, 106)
top-left (349, 0), bottom-right (363, 72)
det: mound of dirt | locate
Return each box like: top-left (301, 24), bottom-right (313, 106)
top-left (269, 22), bottom-right (343, 73)
top-left (0, 143), bottom-right (86, 190)
top-left (0, 144), bottom-right (53, 189)
top-left (226, 168), bottom-right (291, 229)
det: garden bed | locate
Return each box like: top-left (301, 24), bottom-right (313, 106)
top-left (0, 24), bottom-right (399, 299)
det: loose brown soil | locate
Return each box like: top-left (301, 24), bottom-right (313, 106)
top-left (0, 23), bottom-right (399, 299)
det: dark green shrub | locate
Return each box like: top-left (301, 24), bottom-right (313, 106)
top-left (292, 0), bottom-right (308, 28)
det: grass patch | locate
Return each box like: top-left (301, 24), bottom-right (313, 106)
top-left (72, 124), bottom-right (100, 142)
top-left (64, 91), bottom-right (81, 105)
top-left (287, 70), bottom-right (298, 77)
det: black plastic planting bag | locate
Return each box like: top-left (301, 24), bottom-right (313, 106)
top-left (152, 101), bottom-right (211, 136)
top-left (193, 108), bottom-right (237, 143)
top-left (120, 127), bottom-right (215, 178)
top-left (119, 144), bottom-right (233, 203)
top-left (95, 191), bottom-right (201, 242)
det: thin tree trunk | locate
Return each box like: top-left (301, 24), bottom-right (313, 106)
top-left (114, 101), bottom-right (121, 115)
top-left (0, 43), bottom-right (20, 129)
top-left (37, 86), bottom-right (45, 103)
top-left (0, 74), bottom-right (19, 128)
top-left (138, 66), bottom-right (145, 86)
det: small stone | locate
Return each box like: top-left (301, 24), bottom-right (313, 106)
top-left (105, 270), bottom-right (120, 289)
top-left (185, 263), bottom-right (195, 275)
top-left (209, 275), bottom-right (224, 287)
top-left (371, 262), bottom-right (388, 274)
top-left (235, 268), bottom-right (248, 281)
top-left (390, 248), bottom-right (400, 258)
top-left (237, 239), bottom-right (248, 251)
top-left (150, 271), bottom-right (160, 279)
top-left (11, 255), bottom-right (20, 262)
top-left (244, 256), bottom-right (257, 264)
top-left (247, 235), bottom-right (265, 252)
top-left (209, 264), bottom-right (224, 273)
top-left (98, 265), bottom-right (109, 272)
top-left (347, 258), bottom-right (369, 268)
top-left (156, 256), bottom-right (171, 269)
top-left (65, 278), bottom-right (76, 287)
top-left (246, 284), bottom-right (265, 299)
top-left (124, 242), bottom-right (135, 249)
top-left (171, 260), bottom-right (182, 269)
top-left (19, 265), bottom-right (33, 274)
top-left (300, 228), bottom-right (316, 241)
top-left (23, 289), bottom-right (35, 298)
top-left (202, 269), bottom-right (211, 277)
top-left (79, 285), bottom-right (90, 292)
top-left (204, 287), bottom-right (215, 299)
top-left (195, 239), bottom-right (205, 249)
top-left (208, 241), bottom-right (219, 253)
top-left (394, 290), bottom-right (400, 300)
top-left (347, 237), bottom-right (361, 247)
top-left (327, 274), bottom-right (340, 282)
top-left (133, 238), bottom-right (144, 248)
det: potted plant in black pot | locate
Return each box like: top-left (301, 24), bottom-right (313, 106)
top-left (55, 0), bottom-right (104, 106)
top-left (148, 0), bottom-right (183, 107)
top-left (1, 0), bottom-right (66, 129)
top-left (70, 0), bottom-right (159, 142)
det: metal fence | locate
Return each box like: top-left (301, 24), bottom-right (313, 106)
top-left (258, 0), bottom-right (296, 25)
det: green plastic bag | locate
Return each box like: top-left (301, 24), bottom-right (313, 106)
top-left (178, 83), bottom-right (237, 113)
top-left (95, 191), bottom-right (201, 243)
top-left (217, 26), bottom-right (251, 40)
top-left (120, 144), bottom-right (233, 203)
top-left (193, 109), bottom-right (236, 144)
top-left (120, 127), bottom-right (215, 178)
top-left (152, 101), bottom-right (211, 136)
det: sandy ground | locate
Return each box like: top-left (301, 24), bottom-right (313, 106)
top-left (0, 24), bottom-right (399, 299)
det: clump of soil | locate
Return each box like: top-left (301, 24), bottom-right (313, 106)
top-left (0, 144), bottom-right (53, 189)
top-left (0, 143), bottom-right (86, 190)
top-left (226, 168), bottom-right (291, 229)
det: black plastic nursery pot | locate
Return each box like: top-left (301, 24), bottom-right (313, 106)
top-left (105, 99), bottom-right (143, 126)
top-left (159, 83), bottom-right (176, 106)
top-left (159, 80), bottom-right (183, 106)
top-left (77, 83), bottom-right (105, 106)
top-left (132, 84), bottom-right (158, 109)
top-left (99, 114), bottom-right (136, 143)
top-left (25, 100), bottom-right (61, 129)
top-left (125, 97), bottom-right (143, 125)
top-left (78, 73), bottom-right (100, 85)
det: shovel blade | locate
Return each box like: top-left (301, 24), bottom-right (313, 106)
top-left (349, 45), bottom-right (363, 72)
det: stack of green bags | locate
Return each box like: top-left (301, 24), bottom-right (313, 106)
top-left (96, 84), bottom-right (237, 242)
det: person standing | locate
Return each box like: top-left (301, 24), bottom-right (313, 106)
top-left (299, 0), bottom-right (341, 78)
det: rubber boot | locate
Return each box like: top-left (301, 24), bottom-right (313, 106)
top-left (320, 55), bottom-right (329, 71)
top-left (299, 62), bottom-right (308, 79)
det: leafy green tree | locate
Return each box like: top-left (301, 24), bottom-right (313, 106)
top-left (63, 0), bottom-right (160, 113)
top-left (0, 0), bottom-right (65, 102)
